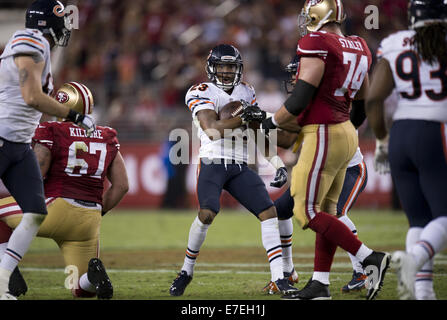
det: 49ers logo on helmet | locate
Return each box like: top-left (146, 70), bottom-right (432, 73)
top-left (308, 0), bottom-right (324, 6)
top-left (56, 91), bottom-right (69, 104)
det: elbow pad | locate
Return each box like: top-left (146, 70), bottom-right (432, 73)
top-left (350, 100), bottom-right (366, 129)
top-left (284, 79), bottom-right (317, 116)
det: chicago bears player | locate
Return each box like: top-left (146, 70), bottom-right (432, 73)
top-left (0, 82), bottom-right (128, 299)
top-left (261, 0), bottom-right (390, 300)
top-left (366, 0), bottom-right (447, 300)
top-left (263, 55), bottom-right (369, 296)
top-left (0, 0), bottom-right (96, 298)
top-left (169, 44), bottom-right (298, 297)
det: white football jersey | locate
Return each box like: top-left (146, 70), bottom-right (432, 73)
top-left (0, 28), bottom-right (53, 143)
top-left (378, 30), bottom-right (447, 122)
top-left (186, 82), bottom-right (257, 163)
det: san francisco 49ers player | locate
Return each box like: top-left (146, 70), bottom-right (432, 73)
top-left (0, 82), bottom-right (128, 299)
top-left (260, 0), bottom-right (390, 300)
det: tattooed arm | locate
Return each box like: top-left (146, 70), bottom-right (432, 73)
top-left (13, 55), bottom-right (72, 118)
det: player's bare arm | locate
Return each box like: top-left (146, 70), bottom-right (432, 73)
top-left (350, 74), bottom-right (369, 129)
top-left (33, 142), bottom-right (52, 177)
top-left (102, 152), bottom-right (129, 215)
top-left (14, 55), bottom-right (71, 118)
top-left (196, 109), bottom-right (244, 140)
top-left (365, 59), bottom-right (395, 140)
top-left (261, 57), bottom-right (325, 133)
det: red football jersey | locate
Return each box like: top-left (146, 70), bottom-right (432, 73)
top-left (296, 31), bottom-right (372, 126)
top-left (32, 121), bottom-right (120, 204)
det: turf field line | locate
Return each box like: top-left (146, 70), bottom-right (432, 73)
top-left (292, 253), bottom-right (447, 260)
top-left (20, 267), bottom-right (447, 277)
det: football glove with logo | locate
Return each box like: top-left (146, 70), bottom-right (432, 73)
top-left (240, 100), bottom-right (266, 123)
top-left (271, 167), bottom-right (288, 188)
top-left (374, 136), bottom-right (390, 174)
top-left (67, 109), bottom-right (96, 137)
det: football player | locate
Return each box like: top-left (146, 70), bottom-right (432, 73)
top-left (366, 0), bottom-right (447, 300)
top-left (0, 82), bottom-right (128, 299)
top-left (169, 44), bottom-right (298, 297)
top-left (263, 55), bottom-right (369, 296)
top-left (260, 0), bottom-right (390, 300)
top-left (0, 0), bottom-right (96, 298)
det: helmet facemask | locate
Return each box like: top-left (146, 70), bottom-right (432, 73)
top-left (284, 60), bottom-right (299, 94)
top-left (207, 60), bottom-right (243, 91)
top-left (298, 9), bottom-right (312, 37)
top-left (49, 15), bottom-right (71, 47)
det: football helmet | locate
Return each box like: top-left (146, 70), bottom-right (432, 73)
top-left (206, 44), bottom-right (243, 91)
top-left (55, 82), bottom-right (94, 115)
top-left (284, 55), bottom-right (300, 94)
top-left (298, 0), bottom-right (346, 37)
top-left (25, 0), bottom-right (71, 47)
top-left (408, 0), bottom-right (447, 29)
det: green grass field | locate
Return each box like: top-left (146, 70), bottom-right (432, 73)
top-left (18, 209), bottom-right (447, 300)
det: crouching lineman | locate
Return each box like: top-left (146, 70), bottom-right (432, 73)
top-left (0, 82), bottom-right (128, 299)
top-left (169, 44), bottom-right (298, 297)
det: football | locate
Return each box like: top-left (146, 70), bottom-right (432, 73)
top-left (218, 100), bottom-right (244, 120)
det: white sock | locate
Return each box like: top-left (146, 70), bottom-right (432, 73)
top-left (406, 227), bottom-right (435, 298)
top-left (181, 216), bottom-right (209, 276)
top-left (0, 243), bottom-right (7, 258)
top-left (355, 244), bottom-right (373, 262)
top-left (261, 218), bottom-right (283, 281)
top-left (312, 271), bottom-right (330, 285)
top-left (79, 273), bottom-right (96, 293)
top-left (338, 215), bottom-right (363, 273)
top-left (0, 213), bottom-right (45, 272)
top-left (278, 218), bottom-right (294, 273)
top-left (411, 217), bottom-right (447, 269)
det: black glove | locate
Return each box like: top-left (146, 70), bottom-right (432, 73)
top-left (240, 100), bottom-right (266, 123)
top-left (270, 167), bottom-right (287, 188)
top-left (260, 117), bottom-right (277, 137)
top-left (66, 109), bottom-right (96, 137)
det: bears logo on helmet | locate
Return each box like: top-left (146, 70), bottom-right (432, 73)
top-left (55, 82), bottom-right (94, 116)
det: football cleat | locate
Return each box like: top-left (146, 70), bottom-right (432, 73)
top-left (170, 270), bottom-right (192, 297)
top-left (0, 292), bottom-right (17, 300)
top-left (391, 251), bottom-right (417, 300)
top-left (362, 251), bottom-right (391, 300)
top-left (87, 258), bottom-right (113, 300)
top-left (341, 271), bottom-right (367, 293)
top-left (8, 267), bottom-right (27, 297)
top-left (271, 278), bottom-right (299, 295)
top-left (263, 269), bottom-right (299, 294)
top-left (281, 278), bottom-right (331, 300)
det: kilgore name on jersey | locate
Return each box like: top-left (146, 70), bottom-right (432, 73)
top-left (70, 127), bottom-right (103, 139)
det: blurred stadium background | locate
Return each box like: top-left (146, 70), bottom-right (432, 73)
top-left (0, 0), bottom-right (407, 211)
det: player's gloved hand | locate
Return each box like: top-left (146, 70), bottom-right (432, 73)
top-left (67, 109), bottom-right (96, 137)
top-left (240, 100), bottom-right (266, 123)
top-left (260, 117), bottom-right (277, 137)
top-left (270, 167), bottom-right (287, 188)
top-left (374, 135), bottom-right (390, 174)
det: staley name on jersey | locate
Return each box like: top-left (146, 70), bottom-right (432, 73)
top-left (69, 127), bottom-right (103, 139)
top-left (338, 38), bottom-right (364, 51)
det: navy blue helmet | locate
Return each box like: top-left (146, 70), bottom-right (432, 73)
top-left (206, 44), bottom-right (243, 91)
top-left (284, 55), bottom-right (300, 94)
top-left (408, 0), bottom-right (447, 29)
top-left (25, 0), bottom-right (71, 47)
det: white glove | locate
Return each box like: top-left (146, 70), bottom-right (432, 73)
top-left (374, 135), bottom-right (390, 174)
top-left (78, 114), bottom-right (96, 137)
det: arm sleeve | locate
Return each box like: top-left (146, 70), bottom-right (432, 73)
top-left (296, 33), bottom-right (329, 62)
top-left (32, 123), bottom-right (54, 150)
top-left (185, 84), bottom-right (216, 118)
top-left (10, 34), bottom-right (46, 58)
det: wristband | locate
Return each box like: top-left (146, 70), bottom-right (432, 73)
top-left (266, 155), bottom-right (285, 170)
